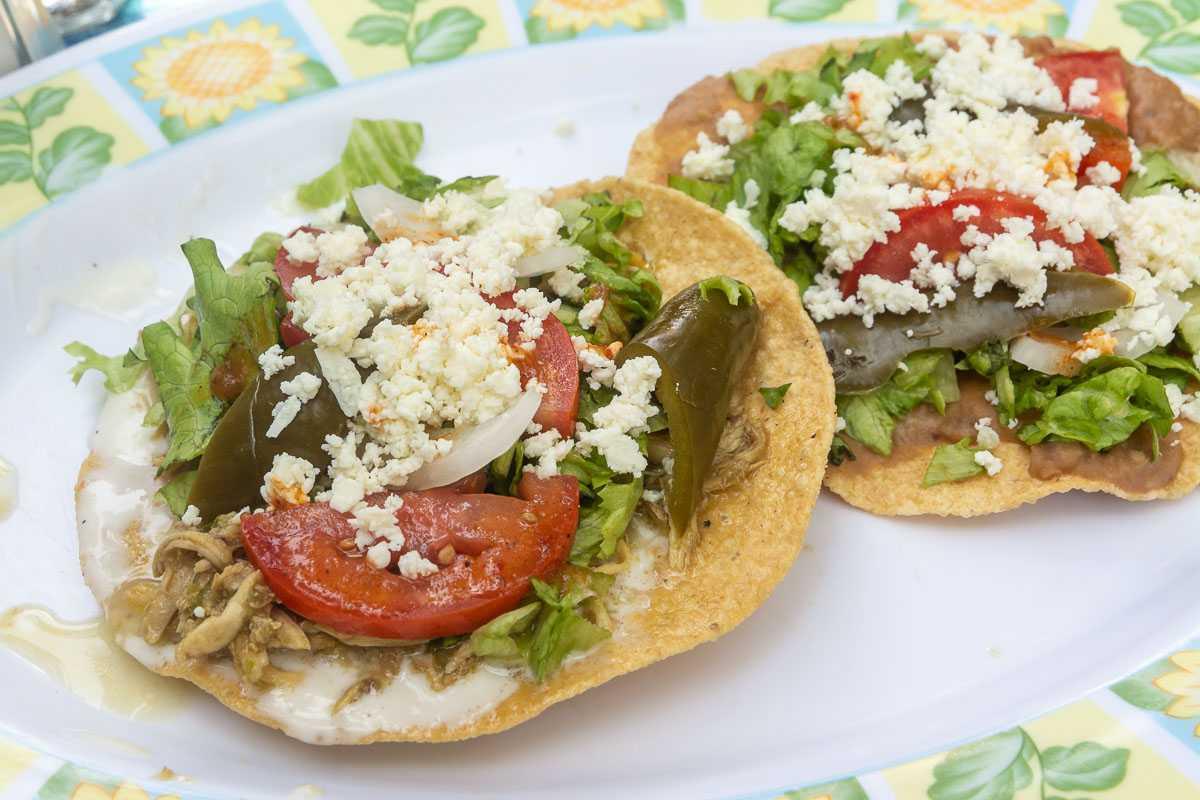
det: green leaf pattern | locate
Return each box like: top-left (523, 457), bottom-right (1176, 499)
top-left (348, 0), bottom-right (484, 63)
top-left (928, 728), bottom-right (1131, 799)
top-left (1118, 0), bottom-right (1200, 74)
top-left (0, 85), bottom-right (113, 201)
top-left (769, 0), bottom-right (852, 21)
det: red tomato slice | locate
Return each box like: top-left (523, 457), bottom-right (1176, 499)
top-left (274, 226), bottom-right (323, 301)
top-left (279, 313), bottom-right (309, 347)
top-left (492, 292), bottom-right (580, 438)
top-left (241, 474), bottom-right (579, 640)
top-left (1076, 115), bottom-right (1132, 189)
top-left (840, 189), bottom-right (1113, 297)
top-left (1037, 50), bottom-right (1130, 132)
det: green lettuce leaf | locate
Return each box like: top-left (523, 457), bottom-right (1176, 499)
top-left (232, 232), bottom-right (283, 271)
top-left (157, 469), bottom-right (198, 517)
top-left (487, 441), bottom-right (525, 496)
top-left (569, 477), bottom-right (643, 566)
top-left (1018, 365), bottom-right (1171, 451)
top-left (526, 578), bottom-right (610, 681)
top-left (1178, 286), bottom-right (1200, 354)
top-left (838, 350), bottom-right (959, 456)
top-left (296, 119), bottom-right (425, 208)
top-left (1122, 148), bottom-right (1197, 199)
top-left (469, 603), bottom-right (539, 660)
top-left (143, 238), bottom-right (281, 469)
top-left (759, 383), bottom-right (792, 409)
top-left (922, 438), bottom-right (985, 487)
top-left (65, 342), bottom-right (145, 394)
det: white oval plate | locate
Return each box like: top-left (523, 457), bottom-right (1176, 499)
top-left (3, 23), bottom-right (1200, 800)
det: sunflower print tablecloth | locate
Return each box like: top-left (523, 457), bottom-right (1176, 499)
top-left (3, 0), bottom-right (1200, 797)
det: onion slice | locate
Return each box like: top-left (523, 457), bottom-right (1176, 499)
top-left (352, 184), bottom-right (445, 243)
top-left (405, 383), bottom-right (542, 490)
top-left (514, 244), bottom-right (587, 277)
top-left (1010, 331), bottom-right (1081, 376)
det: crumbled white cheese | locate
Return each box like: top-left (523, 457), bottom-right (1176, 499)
top-left (575, 356), bottom-right (662, 476)
top-left (974, 417), bottom-right (1000, 450)
top-left (789, 102), bottom-right (826, 124)
top-left (266, 371), bottom-right (322, 439)
top-left (974, 449), bottom-right (1004, 476)
top-left (261, 453), bottom-right (318, 508)
top-left (396, 550), bottom-right (440, 579)
top-left (313, 227), bottom-right (370, 278)
top-left (952, 204), bottom-right (980, 222)
top-left (1181, 395), bottom-right (1200, 423)
top-left (577, 298), bottom-right (604, 330)
top-left (1085, 161), bottom-right (1122, 187)
top-left (857, 275), bottom-right (930, 325)
top-left (547, 267), bottom-right (586, 302)
top-left (512, 287), bottom-right (561, 346)
top-left (573, 336), bottom-right (617, 390)
top-left (681, 132), bottom-right (734, 180)
top-left (835, 415), bottom-right (847, 432)
top-left (743, 179), bottom-right (762, 209)
top-left (909, 242), bottom-right (958, 307)
top-left (1068, 77), bottom-right (1100, 111)
top-left (258, 344), bottom-right (295, 380)
top-left (180, 505), bottom-right (202, 527)
top-left (282, 230), bottom-right (319, 263)
top-left (724, 202), bottom-right (767, 248)
top-left (716, 109), bottom-right (751, 145)
top-left (915, 34), bottom-right (947, 58)
top-left (965, 216), bottom-right (1075, 307)
top-left (930, 32), bottom-right (1064, 115)
top-left (523, 428), bottom-right (574, 478)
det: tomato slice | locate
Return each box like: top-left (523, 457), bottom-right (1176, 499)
top-left (1037, 50), bottom-right (1130, 132)
top-left (492, 292), bottom-right (580, 438)
top-left (840, 189), bottom-right (1113, 297)
top-left (1076, 115), bottom-right (1132, 189)
top-left (274, 226), bottom-right (323, 301)
top-left (241, 474), bottom-right (579, 640)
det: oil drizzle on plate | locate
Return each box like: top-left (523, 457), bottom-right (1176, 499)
top-left (0, 605), bottom-right (192, 719)
top-left (0, 456), bottom-right (15, 521)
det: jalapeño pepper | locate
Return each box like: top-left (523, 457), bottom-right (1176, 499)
top-left (186, 340), bottom-right (349, 519)
top-left (617, 276), bottom-right (760, 543)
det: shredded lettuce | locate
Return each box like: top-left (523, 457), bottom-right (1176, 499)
top-left (838, 350), bottom-right (959, 456)
top-left (556, 193), bottom-right (661, 344)
top-left (65, 342), bottom-right (146, 394)
top-left (469, 578), bottom-right (610, 681)
top-left (157, 469), bottom-right (198, 517)
top-left (1121, 149), bottom-right (1197, 199)
top-left (922, 438), bottom-right (985, 487)
top-left (1018, 364), bottom-right (1173, 452)
top-left (526, 578), bottom-right (610, 680)
top-left (759, 383), bottom-right (791, 409)
top-left (1178, 286), bottom-right (1200, 354)
top-left (296, 119), bottom-right (425, 209)
top-left (143, 238), bottom-right (281, 470)
top-left (569, 478), bottom-right (643, 566)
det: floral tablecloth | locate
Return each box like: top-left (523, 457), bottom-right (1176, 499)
top-left (4, 0), bottom-right (1200, 797)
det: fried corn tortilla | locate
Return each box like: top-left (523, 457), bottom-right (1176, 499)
top-left (627, 34), bottom-right (1200, 516)
top-left (75, 177), bottom-right (835, 742)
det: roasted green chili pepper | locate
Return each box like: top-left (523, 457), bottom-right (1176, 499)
top-left (617, 276), bottom-right (760, 551)
top-left (821, 272), bottom-right (1134, 393)
top-left (187, 340), bottom-right (348, 520)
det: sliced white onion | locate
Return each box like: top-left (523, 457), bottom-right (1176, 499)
top-left (1011, 331), bottom-right (1081, 376)
top-left (1112, 291), bottom-right (1190, 359)
top-left (405, 384), bottom-right (542, 490)
top-left (351, 184), bottom-right (444, 243)
top-left (514, 244), bottom-right (588, 277)
top-left (313, 346), bottom-right (362, 418)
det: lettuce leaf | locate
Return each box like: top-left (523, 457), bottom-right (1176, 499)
top-left (296, 119), bottom-right (424, 209)
top-left (65, 342), bottom-right (146, 394)
top-left (143, 238), bottom-right (281, 470)
top-left (1122, 149), bottom-right (1197, 199)
top-left (1178, 286), bottom-right (1200, 354)
top-left (838, 350), bottom-right (959, 456)
top-left (157, 469), bottom-right (198, 517)
top-left (759, 383), bottom-right (791, 409)
top-left (469, 579), bottom-right (610, 680)
top-left (526, 579), bottom-right (610, 681)
top-left (1018, 365), bottom-right (1172, 452)
top-left (922, 438), bottom-right (985, 487)
top-left (568, 477), bottom-right (643, 566)
top-left (232, 232), bottom-right (283, 271)
top-left (557, 193), bottom-right (661, 344)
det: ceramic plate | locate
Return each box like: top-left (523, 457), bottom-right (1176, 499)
top-left (4, 21), bottom-right (1200, 800)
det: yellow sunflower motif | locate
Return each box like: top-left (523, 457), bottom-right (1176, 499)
top-left (70, 781), bottom-right (180, 800)
top-left (132, 19), bottom-right (306, 129)
top-left (1155, 651), bottom-right (1200, 730)
top-left (531, 0), bottom-right (666, 32)
top-left (906, 0), bottom-right (1064, 34)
